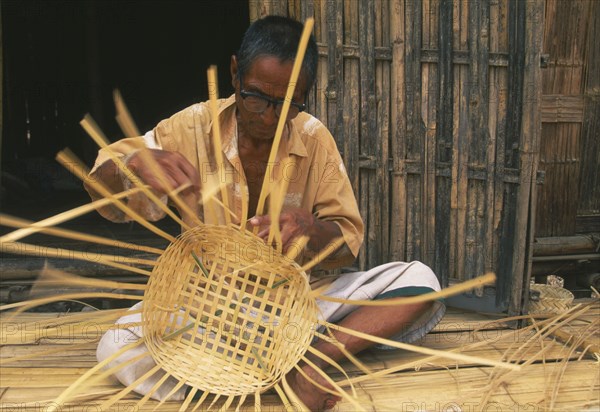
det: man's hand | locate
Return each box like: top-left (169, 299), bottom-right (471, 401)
top-left (249, 207), bottom-right (342, 254)
top-left (127, 149), bottom-right (200, 196)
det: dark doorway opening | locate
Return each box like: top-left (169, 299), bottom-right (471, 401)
top-left (1, 0), bottom-right (249, 217)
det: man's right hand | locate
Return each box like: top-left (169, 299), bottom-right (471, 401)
top-left (127, 149), bottom-right (200, 195)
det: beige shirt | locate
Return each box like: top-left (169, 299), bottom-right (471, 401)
top-left (88, 95), bottom-right (364, 268)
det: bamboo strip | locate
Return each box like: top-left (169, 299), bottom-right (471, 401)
top-left (99, 364), bottom-right (163, 409)
top-left (47, 339), bottom-right (146, 412)
top-left (306, 345), bottom-right (358, 398)
top-left (311, 273), bottom-right (496, 306)
top-left (113, 89), bottom-right (141, 137)
top-left (267, 157), bottom-right (295, 252)
top-left (191, 390), bottom-right (211, 412)
top-left (280, 374), bottom-right (309, 412)
top-left (284, 235), bottom-right (309, 262)
top-left (313, 329), bottom-right (380, 388)
top-left (254, 18), bottom-right (315, 221)
top-left (301, 237), bottom-right (346, 272)
top-left (322, 322), bottom-right (520, 371)
top-left (0, 342), bottom-right (97, 366)
top-left (56, 150), bottom-right (177, 243)
top-left (113, 89), bottom-right (203, 228)
top-left (133, 145), bottom-right (203, 228)
top-left (298, 356), bottom-right (366, 411)
top-left (80, 114), bottom-right (191, 231)
top-left (0, 214), bottom-right (164, 255)
top-left (235, 394), bottom-right (248, 412)
top-left (549, 326), bottom-right (600, 357)
top-left (219, 395), bottom-right (236, 412)
top-left (3, 307), bottom-right (138, 333)
top-left (272, 382), bottom-right (294, 411)
top-left (0, 291), bottom-right (142, 314)
top-left (33, 267), bottom-right (147, 292)
top-left (131, 372), bottom-right (174, 411)
top-left (312, 272), bottom-right (496, 305)
top-left (1, 241), bottom-right (154, 275)
top-left (206, 394), bottom-right (223, 412)
top-left (254, 389), bottom-right (260, 412)
top-left (207, 65), bottom-right (232, 226)
top-left (0, 186), bottom-right (146, 244)
top-left (180, 387), bottom-right (199, 412)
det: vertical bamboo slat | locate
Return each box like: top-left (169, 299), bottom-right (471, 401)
top-left (359, 0), bottom-right (379, 267)
top-left (434, 0), bottom-right (454, 285)
top-left (390, 0), bottom-right (408, 264)
top-left (404, 0), bottom-right (424, 262)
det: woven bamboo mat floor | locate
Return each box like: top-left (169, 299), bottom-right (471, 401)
top-left (1, 303), bottom-right (598, 411)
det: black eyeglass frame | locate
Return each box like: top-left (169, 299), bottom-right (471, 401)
top-left (239, 82), bottom-right (306, 118)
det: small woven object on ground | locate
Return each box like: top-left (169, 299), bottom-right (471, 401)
top-left (529, 283), bottom-right (574, 315)
top-left (143, 224), bottom-right (318, 396)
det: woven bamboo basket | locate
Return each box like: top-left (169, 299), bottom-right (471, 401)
top-left (143, 224), bottom-right (318, 396)
top-left (529, 283), bottom-right (574, 315)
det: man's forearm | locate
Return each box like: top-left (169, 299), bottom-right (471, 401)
top-left (307, 219), bottom-right (343, 252)
top-left (86, 159), bottom-right (124, 196)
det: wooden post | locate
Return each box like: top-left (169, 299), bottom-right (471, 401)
top-left (434, 0), bottom-right (454, 286)
top-left (390, 0), bottom-right (407, 264)
top-left (510, 0), bottom-right (543, 317)
top-left (359, 0), bottom-right (378, 268)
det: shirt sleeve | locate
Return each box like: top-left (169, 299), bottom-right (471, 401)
top-left (311, 134), bottom-right (364, 269)
top-left (84, 130), bottom-right (168, 223)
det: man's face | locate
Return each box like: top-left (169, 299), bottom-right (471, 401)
top-left (231, 55), bottom-right (308, 141)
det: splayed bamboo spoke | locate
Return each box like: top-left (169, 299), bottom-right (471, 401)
top-left (132, 372), bottom-right (174, 411)
top-left (207, 65), bottom-right (232, 226)
top-left (99, 363), bottom-right (163, 409)
top-left (179, 388), bottom-right (199, 412)
top-left (280, 376), bottom-right (309, 412)
top-left (313, 329), bottom-right (379, 388)
top-left (191, 390), bottom-right (211, 412)
top-left (151, 378), bottom-right (190, 411)
top-left (312, 272), bottom-right (497, 305)
top-left (298, 356), bottom-right (366, 411)
top-left (322, 321), bottom-right (520, 371)
top-left (1, 241), bottom-right (154, 274)
top-left (272, 382), bottom-right (294, 411)
top-left (35, 267), bottom-right (147, 292)
top-left (267, 156), bottom-right (294, 252)
top-left (306, 345), bottom-right (358, 398)
top-left (0, 214), bottom-right (163, 255)
top-left (47, 339), bottom-right (146, 412)
top-left (81, 114), bottom-right (191, 231)
top-left (301, 237), bottom-right (346, 272)
top-left (1, 292), bottom-right (143, 315)
top-left (254, 18), bottom-right (315, 223)
top-left (56, 150), bottom-right (177, 243)
top-left (0, 186), bottom-right (146, 244)
top-left (285, 235), bottom-right (309, 262)
top-left (113, 89), bottom-right (141, 138)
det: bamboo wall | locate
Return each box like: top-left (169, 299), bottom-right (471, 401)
top-left (250, 0), bottom-right (544, 314)
top-left (537, 0), bottom-right (600, 236)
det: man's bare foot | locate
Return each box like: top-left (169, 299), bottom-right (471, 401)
top-left (286, 364), bottom-right (342, 411)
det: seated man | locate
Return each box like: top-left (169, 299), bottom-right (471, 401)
top-left (88, 15), bottom-right (445, 411)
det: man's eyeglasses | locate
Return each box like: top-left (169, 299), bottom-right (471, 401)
top-left (239, 83), bottom-right (306, 119)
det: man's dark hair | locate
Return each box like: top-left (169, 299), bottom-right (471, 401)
top-left (236, 15), bottom-right (318, 92)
